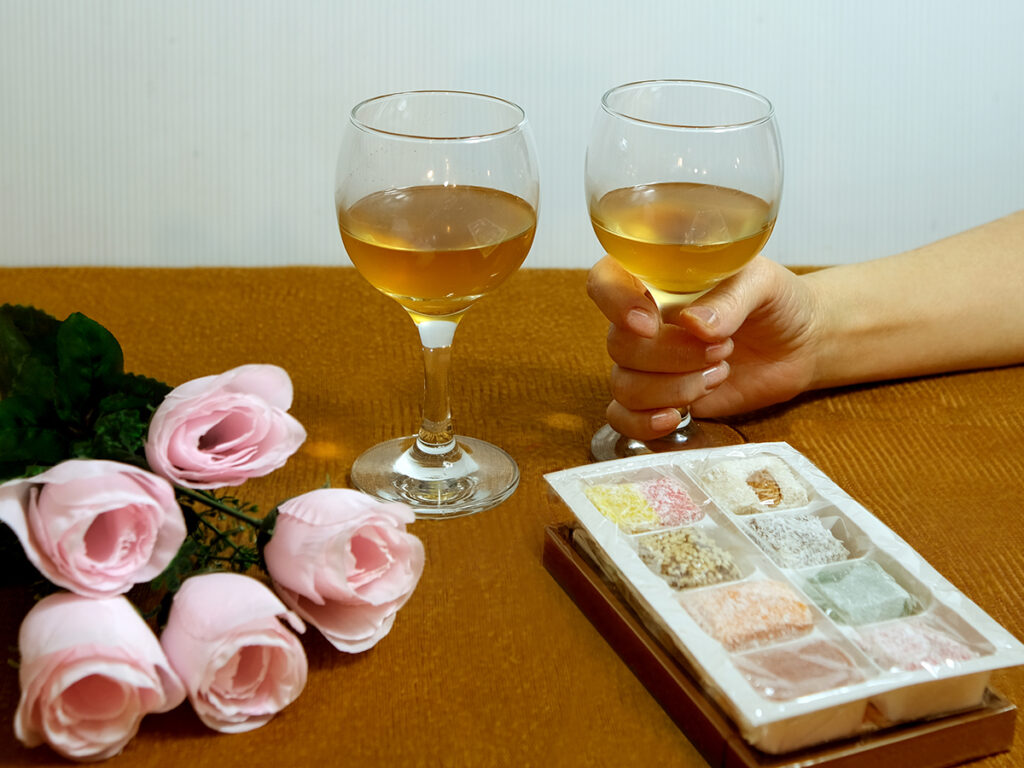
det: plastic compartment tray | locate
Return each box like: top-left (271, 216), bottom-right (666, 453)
top-left (544, 442), bottom-right (1024, 755)
top-left (542, 523), bottom-right (1016, 767)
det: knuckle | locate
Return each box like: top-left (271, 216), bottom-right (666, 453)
top-left (608, 368), bottom-right (650, 410)
top-left (606, 401), bottom-right (648, 439)
top-left (669, 373), bottom-right (706, 407)
top-left (585, 270), bottom-right (600, 302)
top-left (606, 328), bottom-right (635, 363)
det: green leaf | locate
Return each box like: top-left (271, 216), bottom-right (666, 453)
top-left (0, 305), bottom-right (60, 398)
top-left (0, 395), bottom-right (68, 480)
top-left (119, 372), bottom-right (172, 405)
top-left (0, 309), bottom-right (167, 468)
top-left (0, 305), bottom-right (61, 343)
top-left (89, 407), bottom-right (150, 459)
top-left (80, 374), bottom-right (172, 461)
top-left (54, 313), bottom-right (125, 425)
top-left (256, 506), bottom-right (279, 553)
top-left (11, 354), bottom-right (58, 403)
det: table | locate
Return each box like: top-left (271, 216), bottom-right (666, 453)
top-left (1, 266), bottom-right (1022, 767)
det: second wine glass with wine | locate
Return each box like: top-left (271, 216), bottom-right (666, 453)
top-left (585, 79), bottom-right (783, 460)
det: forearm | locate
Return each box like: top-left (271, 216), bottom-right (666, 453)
top-left (805, 210), bottom-right (1024, 390)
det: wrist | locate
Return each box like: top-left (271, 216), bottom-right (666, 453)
top-left (801, 269), bottom-right (847, 391)
top-left (800, 262), bottom-right (908, 391)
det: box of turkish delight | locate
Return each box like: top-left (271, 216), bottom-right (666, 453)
top-left (544, 442), bottom-right (1024, 755)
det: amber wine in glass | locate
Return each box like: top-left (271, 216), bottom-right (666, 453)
top-left (336, 91), bottom-right (539, 517)
top-left (340, 185), bottom-right (536, 319)
top-left (586, 80), bottom-right (782, 460)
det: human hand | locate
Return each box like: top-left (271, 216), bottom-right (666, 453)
top-left (586, 256), bottom-right (822, 440)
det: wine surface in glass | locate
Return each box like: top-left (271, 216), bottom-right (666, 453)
top-left (590, 181), bottom-right (775, 302)
top-left (339, 184), bottom-right (536, 318)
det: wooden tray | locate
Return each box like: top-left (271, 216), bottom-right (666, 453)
top-left (542, 524), bottom-right (1016, 768)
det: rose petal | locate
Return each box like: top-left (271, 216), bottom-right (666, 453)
top-left (276, 585), bottom-right (400, 654)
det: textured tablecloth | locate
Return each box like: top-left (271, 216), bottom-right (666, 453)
top-left (1, 266), bottom-right (1022, 767)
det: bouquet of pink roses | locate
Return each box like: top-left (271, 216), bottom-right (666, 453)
top-left (0, 306), bottom-right (425, 762)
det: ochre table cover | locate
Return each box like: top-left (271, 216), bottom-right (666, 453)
top-left (1, 267), bottom-right (1022, 767)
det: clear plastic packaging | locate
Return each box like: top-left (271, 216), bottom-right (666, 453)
top-left (545, 442), bottom-right (1024, 754)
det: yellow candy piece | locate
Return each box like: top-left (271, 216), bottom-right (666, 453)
top-left (584, 483), bottom-right (658, 533)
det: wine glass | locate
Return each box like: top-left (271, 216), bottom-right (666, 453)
top-left (335, 90), bottom-right (539, 517)
top-left (585, 79), bottom-right (783, 461)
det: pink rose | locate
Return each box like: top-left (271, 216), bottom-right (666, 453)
top-left (144, 364), bottom-right (307, 489)
top-left (160, 572), bottom-right (307, 733)
top-left (264, 489), bottom-right (425, 653)
top-left (14, 592), bottom-right (186, 762)
top-left (0, 460), bottom-right (186, 598)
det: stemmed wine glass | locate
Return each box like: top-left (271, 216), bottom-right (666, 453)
top-left (335, 90), bottom-right (539, 517)
top-left (585, 80), bottom-right (783, 461)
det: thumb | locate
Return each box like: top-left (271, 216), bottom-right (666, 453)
top-left (671, 258), bottom-right (771, 343)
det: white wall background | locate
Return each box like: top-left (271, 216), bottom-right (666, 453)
top-left (1, 0), bottom-right (1022, 268)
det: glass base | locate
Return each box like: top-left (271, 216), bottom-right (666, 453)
top-left (590, 419), bottom-right (745, 462)
top-left (350, 435), bottom-right (519, 519)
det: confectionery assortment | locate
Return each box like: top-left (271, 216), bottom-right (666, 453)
top-left (583, 472), bottom-right (704, 533)
top-left (545, 442), bottom-right (1024, 754)
top-left (743, 512), bottom-right (850, 569)
top-left (805, 559), bottom-right (918, 626)
top-left (636, 527), bottom-right (742, 590)
top-left (733, 638), bottom-right (866, 702)
top-left (683, 579), bottom-right (814, 651)
top-left (856, 618), bottom-right (978, 673)
top-left (698, 454), bottom-right (809, 515)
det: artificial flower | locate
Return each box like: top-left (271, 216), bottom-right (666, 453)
top-left (264, 489), bottom-right (424, 653)
top-left (144, 364), bottom-right (306, 489)
top-left (1, 308), bottom-right (427, 763)
top-left (0, 460), bottom-right (186, 598)
top-left (14, 592), bottom-right (186, 762)
top-left (160, 572), bottom-right (307, 733)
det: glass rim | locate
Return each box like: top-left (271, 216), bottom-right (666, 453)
top-left (600, 79), bottom-right (775, 131)
top-left (349, 89), bottom-right (528, 141)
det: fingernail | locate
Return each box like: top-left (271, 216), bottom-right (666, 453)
top-left (650, 409), bottom-right (682, 431)
top-left (685, 305), bottom-right (718, 328)
top-left (704, 340), bottom-right (732, 363)
top-left (626, 309), bottom-right (658, 337)
top-left (702, 361), bottom-right (729, 388)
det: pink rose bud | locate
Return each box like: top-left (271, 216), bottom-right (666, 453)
top-left (160, 572), bottom-right (308, 733)
top-left (0, 460), bottom-right (186, 598)
top-left (264, 489), bottom-right (425, 653)
top-left (14, 592), bottom-right (186, 762)
top-left (144, 364), bottom-right (307, 489)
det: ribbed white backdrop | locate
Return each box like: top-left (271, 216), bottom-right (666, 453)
top-left (1, 0), bottom-right (1022, 268)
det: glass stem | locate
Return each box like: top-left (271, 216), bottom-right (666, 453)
top-left (654, 290), bottom-right (701, 437)
top-left (415, 320), bottom-right (458, 455)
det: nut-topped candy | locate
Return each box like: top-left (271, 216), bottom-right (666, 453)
top-left (637, 527), bottom-right (742, 590)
